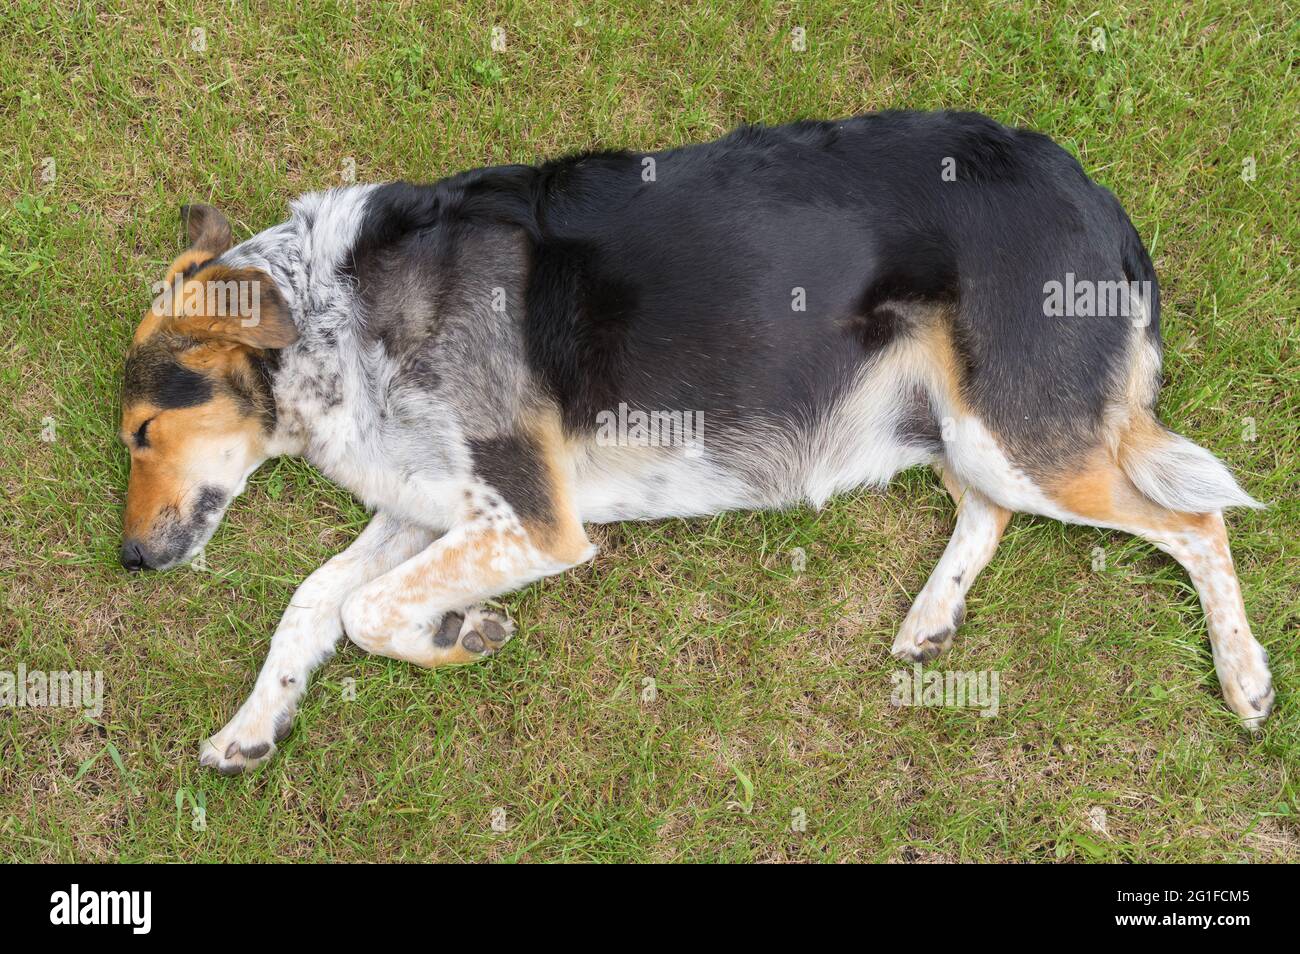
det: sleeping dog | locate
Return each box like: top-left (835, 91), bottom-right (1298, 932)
top-left (118, 110), bottom-right (1271, 774)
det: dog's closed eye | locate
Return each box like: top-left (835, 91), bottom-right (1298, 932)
top-left (134, 418), bottom-right (154, 448)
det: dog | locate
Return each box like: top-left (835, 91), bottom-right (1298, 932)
top-left (117, 110), bottom-right (1272, 774)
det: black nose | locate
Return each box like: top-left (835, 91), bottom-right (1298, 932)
top-left (120, 540), bottom-right (148, 571)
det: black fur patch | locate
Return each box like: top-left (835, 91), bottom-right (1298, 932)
top-left (244, 350), bottom-right (280, 429)
top-left (340, 168), bottom-right (539, 292)
top-left (221, 350), bottom-right (279, 430)
top-left (853, 226), bottom-right (960, 349)
top-left (191, 485), bottom-right (227, 518)
top-left (123, 344), bottom-right (212, 409)
top-left (468, 433), bottom-right (553, 524)
top-left (519, 143), bottom-right (885, 434)
top-left (523, 237), bottom-right (646, 430)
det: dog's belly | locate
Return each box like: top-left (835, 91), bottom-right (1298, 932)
top-left (571, 437), bottom-right (933, 523)
top-left (569, 413), bottom-right (935, 524)
top-left (571, 447), bottom-right (762, 523)
top-left (568, 330), bottom-right (945, 523)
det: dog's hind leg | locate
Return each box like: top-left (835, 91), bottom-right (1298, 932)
top-left (892, 466), bottom-right (1012, 661)
top-left (1046, 435), bottom-right (1272, 729)
top-left (201, 512), bottom-right (435, 775)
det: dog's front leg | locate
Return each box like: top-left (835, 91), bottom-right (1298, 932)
top-left (341, 484), bottom-right (595, 668)
top-left (201, 512), bottom-right (435, 774)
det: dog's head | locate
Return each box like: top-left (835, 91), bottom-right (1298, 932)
top-left (119, 204), bottom-right (298, 571)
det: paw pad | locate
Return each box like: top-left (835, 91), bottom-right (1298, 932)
top-left (429, 608), bottom-right (515, 659)
top-left (446, 608), bottom-right (514, 658)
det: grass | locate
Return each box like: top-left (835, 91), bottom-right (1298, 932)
top-left (0, 0), bottom-right (1296, 862)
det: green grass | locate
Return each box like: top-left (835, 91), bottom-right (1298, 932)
top-left (1, 0), bottom-right (1296, 862)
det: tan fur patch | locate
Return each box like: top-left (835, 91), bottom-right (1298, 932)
top-left (121, 394), bottom-right (262, 538)
top-left (527, 412), bottom-right (594, 564)
top-left (914, 312), bottom-right (973, 419)
top-left (1045, 445), bottom-right (1208, 534)
top-left (133, 250), bottom-right (226, 344)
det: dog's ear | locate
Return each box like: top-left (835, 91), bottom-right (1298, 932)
top-left (163, 204), bottom-right (235, 287)
top-left (167, 264), bottom-right (299, 350)
top-left (180, 203), bottom-right (234, 254)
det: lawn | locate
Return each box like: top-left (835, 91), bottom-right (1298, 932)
top-left (0, 0), bottom-right (1296, 862)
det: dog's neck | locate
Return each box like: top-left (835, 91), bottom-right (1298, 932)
top-left (221, 187), bottom-right (397, 473)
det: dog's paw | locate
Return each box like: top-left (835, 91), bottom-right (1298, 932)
top-left (1219, 645), bottom-right (1274, 733)
top-left (431, 606), bottom-right (515, 662)
top-left (891, 598), bottom-right (965, 663)
top-left (199, 698), bottom-right (296, 776)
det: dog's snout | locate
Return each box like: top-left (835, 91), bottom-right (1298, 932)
top-left (120, 540), bottom-right (149, 572)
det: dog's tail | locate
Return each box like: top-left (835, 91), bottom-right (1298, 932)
top-left (1109, 206), bottom-right (1258, 512)
top-left (1118, 415), bottom-right (1262, 512)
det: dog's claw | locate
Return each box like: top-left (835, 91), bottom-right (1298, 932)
top-left (892, 598), bottom-right (964, 662)
top-left (201, 698), bottom-right (297, 775)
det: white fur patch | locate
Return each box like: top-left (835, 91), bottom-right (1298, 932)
top-left (1120, 430), bottom-right (1262, 512)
